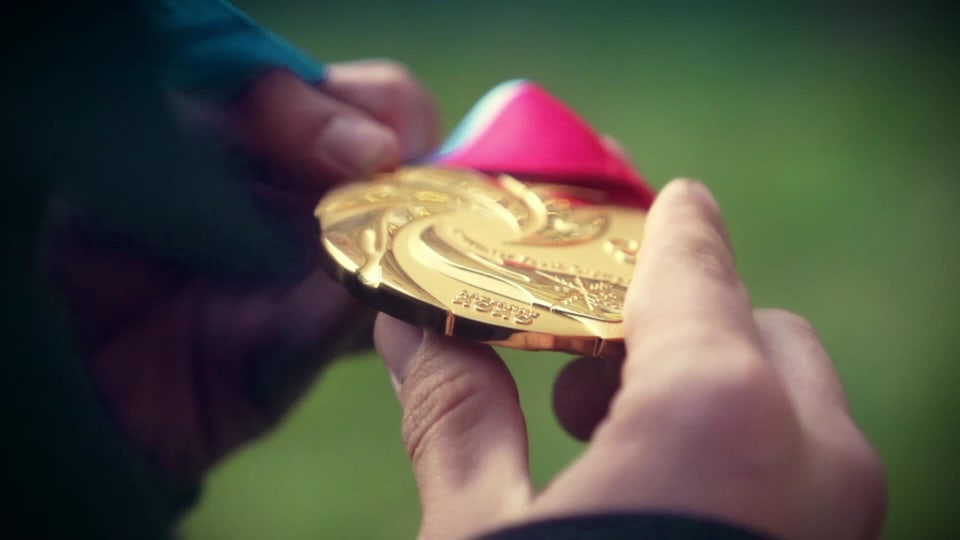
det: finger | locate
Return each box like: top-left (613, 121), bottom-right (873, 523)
top-left (323, 59), bottom-right (440, 161)
top-left (374, 315), bottom-right (531, 537)
top-left (753, 309), bottom-right (851, 419)
top-left (231, 69), bottom-right (401, 188)
top-left (622, 179), bottom-right (767, 384)
top-left (552, 355), bottom-right (623, 441)
top-left (754, 307), bottom-right (887, 539)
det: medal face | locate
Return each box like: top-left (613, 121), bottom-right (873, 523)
top-left (316, 166), bottom-right (645, 357)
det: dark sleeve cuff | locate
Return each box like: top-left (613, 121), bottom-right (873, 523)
top-left (477, 513), bottom-right (776, 540)
top-left (147, 0), bottom-right (325, 99)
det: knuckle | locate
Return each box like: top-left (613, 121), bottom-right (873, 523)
top-left (825, 435), bottom-right (888, 537)
top-left (618, 331), bottom-right (797, 453)
top-left (351, 60), bottom-right (430, 127)
top-left (609, 340), bottom-right (802, 479)
top-left (399, 357), bottom-right (485, 464)
top-left (679, 358), bottom-right (775, 421)
top-left (237, 69), bottom-right (297, 113)
top-left (759, 308), bottom-right (817, 338)
top-left (843, 437), bottom-right (888, 505)
top-left (368, 59), bottom-right (418, 91)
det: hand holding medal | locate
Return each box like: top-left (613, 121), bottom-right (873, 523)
top-left (315, 80), bottom-right (655, 356)
top-left (318, 82), bottom-right (884, 540)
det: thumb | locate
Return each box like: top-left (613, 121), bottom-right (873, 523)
top-left (374, 315), bottom-right (532, 539)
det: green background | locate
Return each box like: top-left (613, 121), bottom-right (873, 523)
top-left (181, 2), bottom-right (958, 538)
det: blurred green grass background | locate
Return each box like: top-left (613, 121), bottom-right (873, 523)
top-left (181, 2), bottom-right (958, 538)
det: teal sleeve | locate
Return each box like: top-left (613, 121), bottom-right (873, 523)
top-left (147, 0), bottom-right (326, 99)
top-left (6, 1), bottom-right (317, 536)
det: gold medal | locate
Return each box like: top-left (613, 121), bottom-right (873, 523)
top-left (315, 166), bottom-right (645, 357)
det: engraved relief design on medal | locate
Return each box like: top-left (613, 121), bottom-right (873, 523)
top-left (319, 166), bottom-right (632, 323)
top-left (451, 290), bottom-right (540, 326)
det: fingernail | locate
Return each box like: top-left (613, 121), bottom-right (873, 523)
top-left (374, 315), bottom-right (425, 384)
top-left (321, 115), bottom-right (396, 177)
top-left (402, 117), bottom-right (438, 161)
top-left (674, 178), bottom-right (732, 249)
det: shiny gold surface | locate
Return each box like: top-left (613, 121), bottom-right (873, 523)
top-left (315, 166), bottom-right (646, 357)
